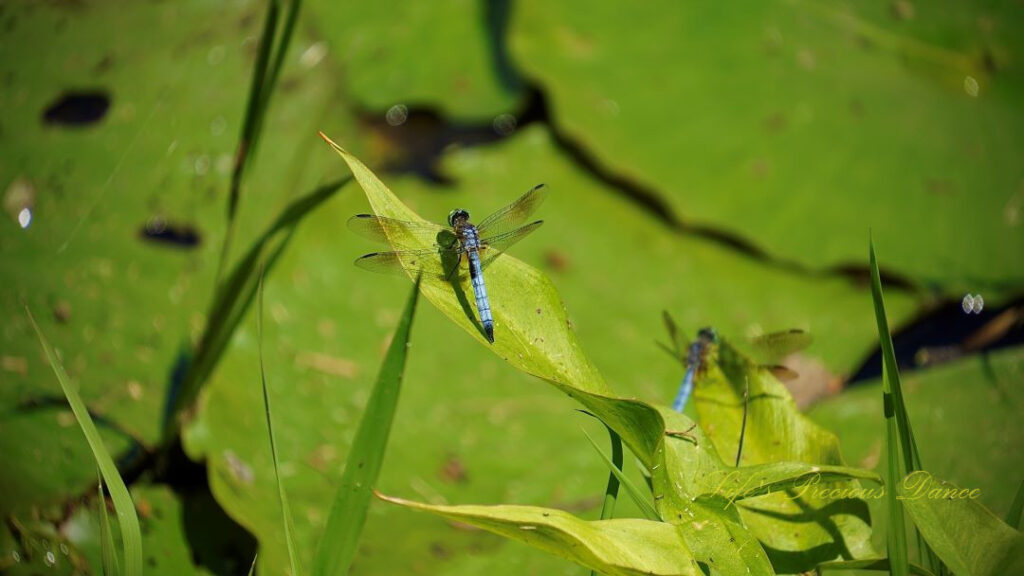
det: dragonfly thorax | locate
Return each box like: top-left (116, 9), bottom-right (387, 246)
top-left (448, 208), bottom-right (471, 227)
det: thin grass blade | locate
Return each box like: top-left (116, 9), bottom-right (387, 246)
top-left (97, 472), bottom-right (120, 576)
top-left (27, 307), bottom-right (142, 576)
top-left (166, 178), bottom-right (348, 440)
top-left (313, 276), bottom-right (422, 576)
top-left (590, 424), bottom-right (623, 576)
top-left (598, 425), bottom-right (623, 521)
top-left (257, 269), bottom-right (302, 576)
top-left (216, 0), bottom-right (283, 283)
top-left (581, 428), bottom-right (660, 521)
top-left (868, 239), bottom-right (910, 576)
top-left (248, 554), bottom-right (258, 576)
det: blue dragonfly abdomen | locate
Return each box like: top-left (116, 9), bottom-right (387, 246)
top-left (455, 219), bottom-right (495, 342)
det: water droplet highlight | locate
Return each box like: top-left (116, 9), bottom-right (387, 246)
top-left (385, 104), bottom-right (408, 126)
top-left (964, 76), bottom-right (979, 97)
top-left (18, 207), bottom-right (31, 229)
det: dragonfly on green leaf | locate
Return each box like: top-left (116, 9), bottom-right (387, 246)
top-left (348, 184), bottom-right (548, 343)
top-left (661, 312), bottom-right (812, 412)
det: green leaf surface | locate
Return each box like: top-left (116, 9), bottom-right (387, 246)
top-left (509, 0), bottom-right (1024, 291)
top-left (314, 278), bottom-right (421, 576)
top-left (897, 472), bottom-right (1024, 576)
top-left (376, 494), bottom-right (702, 576)
top-left (27, 308), bottom-right (143, 576)
top-left (305, 0), bottom-right (522, 120)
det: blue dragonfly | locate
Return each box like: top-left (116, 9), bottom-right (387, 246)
top-left (348, 184), bottom-right (548, 343)
top-left (661, 311), bottom-right (811, 412)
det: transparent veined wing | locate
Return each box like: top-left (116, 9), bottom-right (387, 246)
top-left (353, 248), bottom-right (462, 279)
top-left (476, 184), bottom-right (548, 240)
top-left (347, 214), bottom-right (454, 249)
top-left (748, 329), bottom-right (812, 361)
top-left (661, 311), bottom-right (687, 361)
top-left (478, 220), bottom-right (544, 269)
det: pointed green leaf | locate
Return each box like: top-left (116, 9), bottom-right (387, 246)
top-left (377, 494), bottom-right (702, 576)
top-left (314, 277), bottom-right (422, 576)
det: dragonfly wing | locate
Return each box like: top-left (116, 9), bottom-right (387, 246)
top-left (348, 214), bottom-right (452, 248)
top-left (749, 329), bottom-right (812, 361)
top-left (476, 184), bottom-right (548, 239)
top-left (353, 248), bottom-right (460, 279)
top-left (478, 221), bottom-right (543, 269)
top-left (661, 311), bottom-right (687, 359)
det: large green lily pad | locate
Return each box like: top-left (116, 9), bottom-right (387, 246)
top-left (0, 0), bottom-right (354, 513)
top-left (508, 1), bottom-right (1024, 291)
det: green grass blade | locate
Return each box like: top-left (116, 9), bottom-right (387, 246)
top-left (1007, 479), bottom-right (1024, 529)
top-left (581, 428), bottom-right (660, 521)
top-left (216, 0), bottom-right (282, 284)
top-left (97, 472), bottom-right (120, 576)
top-left (868, 239), bottom-right (910, 576)
top-left (256, 0), bottom-right (303, 148)
top-left (598, 424), bottom-right (623, 521)
top-left (27, 307), bottom-right (143, 576)
top-left (166, 178), bottom-right (348, 440)
top-left (590, 424), bottom-right (622, 576)
top-left (313, 276), bottom-right (422, 576)
top-left (257, 269), bottom-right (302, 576)
top-left (247, 554), bottom-right (258, 576)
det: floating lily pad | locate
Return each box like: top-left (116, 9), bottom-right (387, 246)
top-left (508, 1), bottom-right (1024, 291)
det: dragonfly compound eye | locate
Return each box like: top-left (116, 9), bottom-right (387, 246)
top-left (448, 209), bottom-right (470, 226)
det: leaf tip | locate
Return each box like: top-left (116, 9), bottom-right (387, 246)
top-left (318, 131), bottom-right (346, 154)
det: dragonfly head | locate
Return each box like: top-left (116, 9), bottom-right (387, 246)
top-left (697, 327), bottom-right (719, 343)
top-left (447, 208), bottom-right (470, 227)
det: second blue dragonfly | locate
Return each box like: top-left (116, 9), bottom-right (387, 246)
top-left (348, 184), bottom-right (548, 343)
top-left (661, 311), bottom-right (812, 412)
